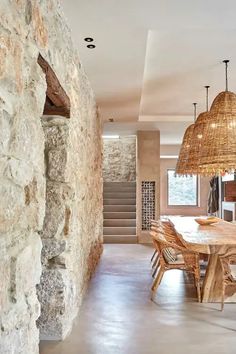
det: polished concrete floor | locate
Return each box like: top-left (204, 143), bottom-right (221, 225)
top-left (40, 244), bottom-right (236, 354)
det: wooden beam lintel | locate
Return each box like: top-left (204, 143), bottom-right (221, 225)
top-left (44, 98), bottom-right (70, 118)
top-left (38, 53), bottom-right (71, 118)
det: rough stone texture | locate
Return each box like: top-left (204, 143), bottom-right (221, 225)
top-left (38, 116), bottom-right (103, 341)
top-left (0, 1), bottom-right (103, 353)
top-left (103, 137), bottom-right (136, 182)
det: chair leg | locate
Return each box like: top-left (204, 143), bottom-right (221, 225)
top-left (196, 279), bottom-right (201, 303)
top-left (151, 249), bottom-right (157, 262)
top-left (193, 265), bottom-right (201, 303)
top-left (221, 283), bottom-right (225, 311)
top-left (152, 258), bottom-right (160, 278)
top-left (151, 267), bottom-right (164, 296)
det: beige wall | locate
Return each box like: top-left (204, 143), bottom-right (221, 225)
top-left (160, 158), bottom-right (210, 216)
top-left (137, 131), bottom-right (160, 243)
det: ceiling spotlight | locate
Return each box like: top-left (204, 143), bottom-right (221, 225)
top-left (84, 37), bottom-right (94, 42)
top-left (87, 44), bottom-right (96, 49)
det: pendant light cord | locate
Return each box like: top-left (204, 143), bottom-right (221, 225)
top-left (193, 102), bottom-right (197, 122)
top-left (204, 85), bottom-right (210, 112)
top-left (223, 60), bottom-right (229, 92)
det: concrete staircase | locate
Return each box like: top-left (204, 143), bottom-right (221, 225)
top-left (103, 182), bottom-right (137, 243)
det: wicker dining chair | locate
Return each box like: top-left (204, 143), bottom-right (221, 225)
top-left (150, 224), bottom-right (201, 302)
top-left (219, 251), bottom-right (236, 311)
top-left (150, 219), bottom-right (184, 278)
top-left (151, 219), bottom-right (184, 245)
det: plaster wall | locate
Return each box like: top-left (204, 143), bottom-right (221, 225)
top-left (137, 131), bottom-right (160, 243)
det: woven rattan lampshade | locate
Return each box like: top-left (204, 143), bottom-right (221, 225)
top-left (185, 111), bottom-right (211, 174)
top-left (185, 86), bottom-right (211, 175)
top-left (198, 90), bottom-right (236, 175)
top-left (176, 103), bottom-right (197, 175)
top-left (175, 123), bottom-right (195, 175)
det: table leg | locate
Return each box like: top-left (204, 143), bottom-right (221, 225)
top-left (202, 255), bottom-right (222, 302)
top-left (202, 254), bottom-right (236, 303)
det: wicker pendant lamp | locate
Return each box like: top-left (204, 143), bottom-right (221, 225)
top-left (198, 60), bottom-right (236, 176)
top-left (186, 86), bottom-right (211, 175)
top-left (175, 103), bottom-right (197, 175)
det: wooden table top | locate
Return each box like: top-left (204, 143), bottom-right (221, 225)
top-left (169, 216), bottom-right (236, 254)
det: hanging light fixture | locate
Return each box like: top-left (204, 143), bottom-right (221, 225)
top-left (186, 86), bottom-right (211, 175)
top-left (198, 60), bottom-right (236, 175)
top-left (175, 103), bottom-right (197, 175)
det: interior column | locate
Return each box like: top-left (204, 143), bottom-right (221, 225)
top-left (137, 130), bottom-right (160, 243)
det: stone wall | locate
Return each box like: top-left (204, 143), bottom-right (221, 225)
top-left (103, 136), bottom-right (136, 182)
top-left (0, 1), bottom-right (103, 353)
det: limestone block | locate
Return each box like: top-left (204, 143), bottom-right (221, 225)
top-left (9, 116), bottom-right (45, 166)
top-left (20, 173), bottom-right (46, 231)
top-left (13, 234), bottom-right (42, 301)
top-left (47, 148), bottom-right (67, 182)
top-left (0, 110), bottom-right (13, 154)
top-left (0, 180), bottom-right (24, 233)
top-left (0, 232), bottom-right (41, 354)
top-left (25, 0), bottom-right (33, 25)
top-left (1, 157), bottom-right (34, 187)
top-left (41, 238), bottom-right (66, 266)
top-left (32, 3), bottom-right (48, 47)
top-left (42, 118), bottom-right (69, 149)
top-left (0, 292), bottom-right (40, 354)
top-left (37, 268), bottom-right (76, 340)
top-left (42, 181), bottom-right (74, 239)
top-left (0, 257), bottom-right (11, 310)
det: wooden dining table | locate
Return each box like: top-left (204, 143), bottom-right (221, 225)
top-left (169, 216), bottom-right (236, 303)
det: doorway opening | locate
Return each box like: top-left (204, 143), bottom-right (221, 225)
top-left (102, 136), bottom-right (137, 243)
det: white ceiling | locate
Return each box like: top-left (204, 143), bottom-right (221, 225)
top-left (62, 0), bottom-right (236, 144)
top-left (103, 121), bottom-right (190, 145)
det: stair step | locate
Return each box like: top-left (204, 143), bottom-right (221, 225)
top-left (103, 235), bottom-right (137, 244)
top-left (104, 186), bottom-right (136, 192)
top-left (104, 219), bottom-right (136, 227)
top-left (103, 192), bottom-right (136, 199)
top-left (104, 199), bottom-right (136, 205)
top-left (103, 205), bottom-right (136, 212)
top-left (104, 182), bottom-right (136, 188)
top-left (103, 182), bottom-right (137, 244)
top-left (104, 212), bottom-right (136, 219)
top-left (103, 226), bottom-right (136, 235)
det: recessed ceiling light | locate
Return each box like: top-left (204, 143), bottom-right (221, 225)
top-left (160, 155), bottom-right (179, 159)
top-left (87, 44), bottom-right (96, 49)
top-left (102, 135), bottom-right (120, 139)
top-left (84, 37), bottom-right (94, 42)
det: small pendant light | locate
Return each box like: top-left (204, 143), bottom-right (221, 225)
top-left (175, 103), bottom-right (197, 175)
top-left (198, 60), bottom-right (236, 175)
